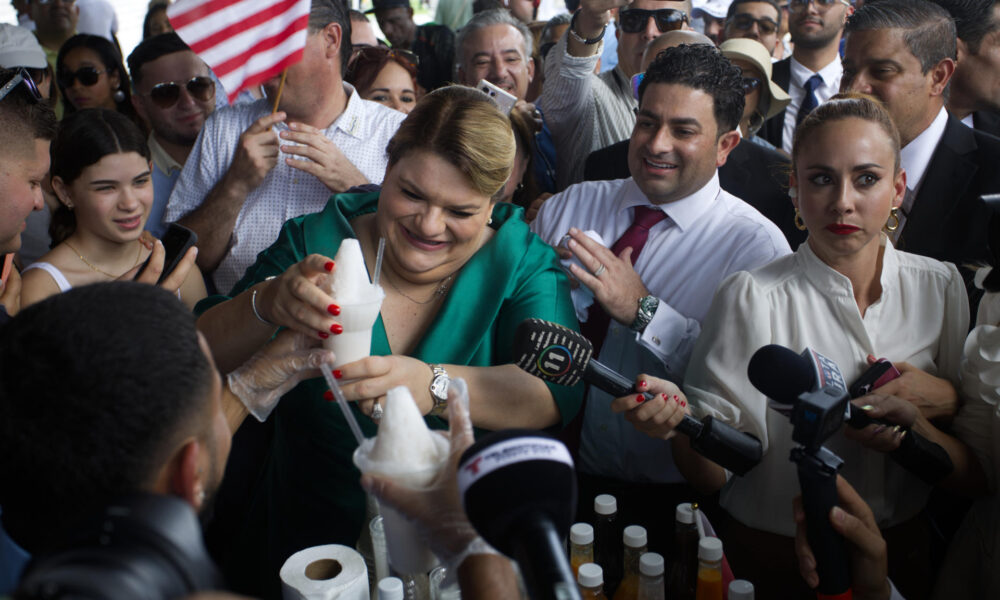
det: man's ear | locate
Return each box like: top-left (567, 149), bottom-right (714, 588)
top-left (322, 21), bottom-right (344, 61)
top-left (928, 58), bottom-right (956, 98)
top-left (168, 439), bottom-right (206, 511)
top-left (527, 55), bottom-right (535, 83)
top-left (131, 93), bottom-right (149, 125)
top-left (715, 129), bottom-right (741, 167)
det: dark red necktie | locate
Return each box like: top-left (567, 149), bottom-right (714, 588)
top-left (580, 205), bottom-right (667, 353)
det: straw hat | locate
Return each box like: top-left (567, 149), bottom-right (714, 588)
top-left (719, 38), bottom-right (790, 122)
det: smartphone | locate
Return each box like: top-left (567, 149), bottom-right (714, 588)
top-left (848, 358), bottom-right (901, 398)
top-left (477, 79), bottom-right (517, 115)
top-left (134, 224), bottom-right (198, 285)
top-left (1, 254), bottom-right (13, 287)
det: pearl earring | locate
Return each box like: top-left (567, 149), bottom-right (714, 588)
top-left (788, 187), bottom-right (798, 199)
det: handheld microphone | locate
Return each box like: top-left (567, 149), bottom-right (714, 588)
top-left (458, 430), bottom-right (581, 600)
top-left (512, 319), bottom-right (762, 476)
top-left (748, 344), bottom-right (953, 485)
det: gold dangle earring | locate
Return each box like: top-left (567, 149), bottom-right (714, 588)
top-left (884, 207), bottom-right (900, 232)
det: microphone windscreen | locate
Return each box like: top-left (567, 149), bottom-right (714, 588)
top-left (513, 319), bottom-right (593, 387)
top-left (747, 344), bottom-right (816, 405)
top-left (457, 429), bottom-right (577, 557)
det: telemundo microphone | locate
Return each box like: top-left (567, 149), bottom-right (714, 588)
top-left (512, 318), bottom-right (762, 476)
top-left (458, 429), bottom-right (581, 600)
top-left (747, 344), bottom-right (953, 485)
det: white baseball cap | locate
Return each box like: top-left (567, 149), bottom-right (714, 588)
top-left (0, 24), bottom-right (47, 70)
top-left (693, 0), bottom-right (734, 20)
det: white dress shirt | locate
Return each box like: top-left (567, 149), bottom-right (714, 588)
top-left (686, 237), bottom-right (968, 536)
top-left (531, 175), bottom-right (791, 482)
top-left (782, 56), bottom-right (843, 154)
top-left (165, 84), bottom-right (405, 292)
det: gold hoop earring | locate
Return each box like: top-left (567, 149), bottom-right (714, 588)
top-left (884, 207), bottom-right (900, 232)
top-left (794, 208), bottom-right (807, 231)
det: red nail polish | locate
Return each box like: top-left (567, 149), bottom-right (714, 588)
top-left (333, 369), bottom-right (343, 379)
top-left (673, 395), bottom-right (679, 402)
top-left (323, 390), bottom-right (334, 401)
top-left (330, 323), bottom-right (343, 334)
top-left (639, 380), bottom-right (647, 388)
top-left (681, 400), bottom-right (687, 407)
top-left (636, 394), bottom-right (645, 403)
top-left (661, 393), bottom-right (669, 400)
top-left (328, 304), bottom-right (341, 316)
top-left (318, 331), bottom-right (329, 339)
top-left (324, 261), bottom-right (334, 272)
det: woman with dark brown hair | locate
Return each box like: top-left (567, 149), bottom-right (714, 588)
top-left (345, 46), bottom-right (419, 114)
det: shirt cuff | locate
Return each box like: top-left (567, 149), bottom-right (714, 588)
top-left (636, 298), bottom-right (700, 375)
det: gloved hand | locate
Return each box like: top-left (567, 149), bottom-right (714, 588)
top-left (227, 330), bottom-right (336, 421)
top-left (360, 379), bottom-right (499, 579)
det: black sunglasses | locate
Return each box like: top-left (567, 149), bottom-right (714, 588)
top-left (742, 77), bottom-right (763, 94)
top-left (57, 65), bottom-right (106, 89)
top-left (0, 68), bottom-right (42, 103)
top-left (618, 8), bottom-right (688, 34)
top-left (146, 76), bottom-right (216, 109)
top-left (728, 13), bottom-right (779, 35)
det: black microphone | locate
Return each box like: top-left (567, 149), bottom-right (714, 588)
top-left (458, 430), bottom-right (581, 600)
top-left (512, 319), bottom-right (762, 476)
top-left (748, 344), bottom-right (954, 484)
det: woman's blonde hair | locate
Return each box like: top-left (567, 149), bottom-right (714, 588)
top-left (386, 85), bottom-right (516, 200)
top-left (792, 92), bottom-right (902, 173)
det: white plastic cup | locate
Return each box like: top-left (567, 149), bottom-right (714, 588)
top-left (353, 435), bottom-right (449, 574)
top-left (325, 288), bottom-right (385, 368)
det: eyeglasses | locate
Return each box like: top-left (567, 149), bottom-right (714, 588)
top-left (742, 77), bottom-right (762, 94)
top-left (57, 66), bottom-right (106, 89)
top-left (618, 8), bottom-right (688, 34)
top-left (145, 76), bottom-right (216, 109)
top-left (787, 0), bottom-right (851, 12)
top-left (728, 13), bottom-right (779, 35)
top-left (346, 46), bottom-right (419, 80)
top-left (0, 68), bottom-right (42, 103)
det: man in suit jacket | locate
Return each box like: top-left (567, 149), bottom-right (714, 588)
top-left (844, 0), bottom-right (1000, 307)
top-left (759, 0), bottom-right (852, 153)
top-left (930, 0), bottom-right (1000, 139)
top-left (585, 137), bottom-right (806, 248)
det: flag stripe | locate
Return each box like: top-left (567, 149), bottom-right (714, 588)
top-left (169, 0), bottom-right (246, 31)
top-left (185, 0), bottom-right (303, 53)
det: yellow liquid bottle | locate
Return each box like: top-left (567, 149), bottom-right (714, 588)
top-left (695, 537), bottom-right (723, 600)
top-left (570, 523), bottom-right (595, 578)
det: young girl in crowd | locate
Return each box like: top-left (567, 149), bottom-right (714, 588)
top-left (20, 109), bottom-right (204, 308)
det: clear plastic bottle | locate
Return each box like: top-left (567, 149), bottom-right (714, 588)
top-left (378, 577), bottom-right (405, 600)
top-left (578, 562), bottom-right (608, 600)
top-left (727, 579), bottom-right (754, 600)
top-left (612, 525), bottom-right (648, 600)
top-left (666, 503), bottom-right (698, 600)
top-left (570, 522), bottom-right (595, 578)
top-left (636, 552), bottom-right (664, 600)
top-left (695, 537), bottom-right (723, 600)
top-left (593, 494), bottom-right (623, 596)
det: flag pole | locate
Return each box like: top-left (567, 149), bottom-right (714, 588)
top-left (271, 68), bottom-right (288, 113)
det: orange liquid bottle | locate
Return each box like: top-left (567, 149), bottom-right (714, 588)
top-left (613, 526), bottom-right (648, 600)
top-left (695, 537), bottom-right (723, 600)
top-left (578, 562), bottom-right (609, 600)
top-left (570, 523), bottom-right (595, 578)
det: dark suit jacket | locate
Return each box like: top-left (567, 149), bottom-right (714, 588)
top-left (973, 110), bottom-right (1000, 139)
top-left (900, 115), bottom-right (1000, 312)
top-left (583, 137), bottom-right (808, 249)
top-left (760, 58), bottom-right (792, 150)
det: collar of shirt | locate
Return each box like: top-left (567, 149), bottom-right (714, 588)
top-left (148, 133), bottom-right (183, 175)
top-left (799, 233), bottom-right (899, 298)
top-left (274, 83), bottom-right (367, 140)
top-left (900, 106), bottom-right (948, 194)
top-left (615, 171), bottom-right (722, 232)
top-left (789, 55), bottom-right (843, 91)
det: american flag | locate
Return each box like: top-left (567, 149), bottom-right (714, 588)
top-left (168, 0), bottom-right (311, 104)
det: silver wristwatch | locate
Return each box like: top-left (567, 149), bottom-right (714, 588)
top-left (428, 364), bottom-right (450, 416)
top-left (629, 295), bottom-right (658, 333)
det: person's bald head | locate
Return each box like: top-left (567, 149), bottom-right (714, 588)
top-left (641, 30), bottom-right (713, 71)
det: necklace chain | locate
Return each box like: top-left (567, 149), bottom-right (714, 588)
top-left (384, 273), bottom-right (454, 305)
top-left (64, 240), bottom-right (143, 279)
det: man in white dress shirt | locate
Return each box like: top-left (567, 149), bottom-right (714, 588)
top-left (842, 0), bottom-right (1000, 310)
top-left (531, 44), bottom-right (790, 550)
top-left (759, 0), bottom-right (852, 153)
top-left (164, 0), bottom-right (405, 293)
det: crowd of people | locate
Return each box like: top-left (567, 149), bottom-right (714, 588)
top-left (1, 0), bottom-right (1000, 599)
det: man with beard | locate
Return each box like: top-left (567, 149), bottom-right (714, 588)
top-left (760, 0), bottom-right (852, 153)
top-left (128, 33), bottom-right (218, 238)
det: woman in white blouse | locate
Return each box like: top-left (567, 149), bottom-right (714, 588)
top-left (610, 94), bottom-right (983, 598)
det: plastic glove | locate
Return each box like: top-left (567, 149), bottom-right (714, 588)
top-left (360, 378), bottom-right (499, 579)
top-left (226, 330), bottom-right (336, 421)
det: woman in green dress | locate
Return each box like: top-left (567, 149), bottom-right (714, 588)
top-left (196, 85), bottom-right (582, 596)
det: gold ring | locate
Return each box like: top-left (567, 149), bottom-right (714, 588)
top-left (594, 264), bottom-right (607, 277)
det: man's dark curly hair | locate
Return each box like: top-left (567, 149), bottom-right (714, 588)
top-left (637, 43), bottom-right (745, 135)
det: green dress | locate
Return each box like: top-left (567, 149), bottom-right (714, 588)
top-left (198, 192), bottom-right (582, 597)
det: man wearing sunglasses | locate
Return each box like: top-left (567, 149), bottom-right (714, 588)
top-left (540, 0), bottom-right (693, 190)
top-left (128, 33), bottom-right (218, 239)
top-left (164, 0), bottom-right (405, 293)
top-left (723, 0), bottom-right (782, 56)
top-left (759, 0), bottom-right (852, 154)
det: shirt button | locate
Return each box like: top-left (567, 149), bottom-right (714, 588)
top-left (652, 336), bottom-right (661, 346)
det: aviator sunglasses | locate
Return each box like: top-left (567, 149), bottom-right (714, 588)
top-left (144, 76), bottom-right (216, 109)
top-left (0, 68), bottom-right (42, 103)
top-left (728, 13), bottom-right (779, 35)
top-left (618, 8), bottom-right (688, 34)
top-left (57, 65), bottom-right (107, 89)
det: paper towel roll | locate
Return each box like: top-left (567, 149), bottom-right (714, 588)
top-left (281, 544), bottom-right (370, 600)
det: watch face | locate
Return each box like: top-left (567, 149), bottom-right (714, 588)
top-left (431, 376), bottom-right (449, 399)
